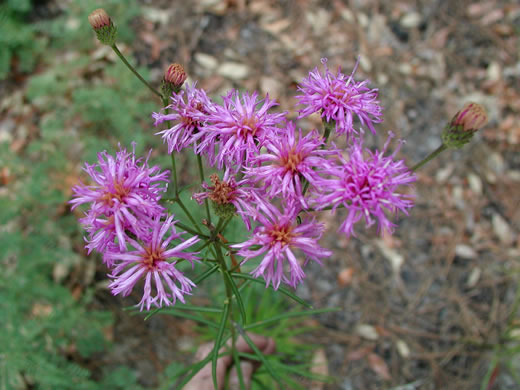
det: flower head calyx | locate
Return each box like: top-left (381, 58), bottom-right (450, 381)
top-left (442, 102), bottom-right (488, 149)
top-left (88, 8), bottom-right (117, 46)
top-left (162, 63), bottom-right (188, 97)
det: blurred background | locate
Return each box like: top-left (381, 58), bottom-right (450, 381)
top-left (1, 0), bottom-right (519, 389)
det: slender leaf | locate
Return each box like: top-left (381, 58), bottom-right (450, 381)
top-left (143, 303), bottom-right (222, 320)
top-left (232, 340), bottom-right (247, 390)
top-left (238, 278), bottom-right (252, 293)
top-left (244, 307), bottom-right (340, 331)
top-left (224, 271), bottom-right (247, 323)
top-left (231, 272), bottom-right (312, 309)
top-left (174, 352), bottom-right (213, 388)
top-left (235, 323), bottom-right (282, 384)
top-left (168, 304), bottom-right (222, 313)
top-left (212, 302), bottom-right (230, 389)
top-left (193, 264), bottom-right (220, 284)
top-left (157, 309), bottom-right (220, 329)
top-left (252, 376), bottom-right (271, 390)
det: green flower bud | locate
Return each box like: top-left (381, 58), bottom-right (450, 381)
top-left (88, 9), bottom-right (117, 46)
top-left (162, 63), bottom-right (188, 97)
top-left (442, 102), bottom-right (488, 148)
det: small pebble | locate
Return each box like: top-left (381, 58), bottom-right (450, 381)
top-left (396, 339), bottom-right (411, 358)
top-left (194, 53), bottom-right (218, 70)
top-left (356, 324), bottom-right (379, 340)
top-left (468, 173), bottom-right (483, 194)
top-left (466, 267), bottom-right (481, 288)
top-left (492, 214), bottom-right (514, 245)
top-left (455, 244), bottom-right (477, 259)
top-left (400, 12), bottom-right (422, 28)
top-left (217, 62), bottom-right (250, 80)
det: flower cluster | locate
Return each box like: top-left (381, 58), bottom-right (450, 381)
top-left (232, 198), bottom-right (331, 289)
top-left (313, 133), bottom-right (416, 236)
top-left (74, 56), bottom-right (417, 304)
top-left (150, 58), bottom-right (415, 290)
top-left (296, 58), bottom-right (382, 138)
top-left (70, 145), bottom-right (200, 310)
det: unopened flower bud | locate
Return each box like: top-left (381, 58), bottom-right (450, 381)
top-left (88, 8), bottom-right (110, 29)
top-left (162, 63), bottom-right (187, 97)
top-left (88, 8), bottom-right (117, 46)
top-left (442, 102), bottom-right (488, 148)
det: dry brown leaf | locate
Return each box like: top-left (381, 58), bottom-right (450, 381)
top-left (337, 267), bottom-right (355, 287)
top-left (367, 352), bottom-right (391, 380)
top-left (310, 348), bottom-right (329, 390)
top-left (346, 346), bottom-right (372, 361)
top-left (467, 2), bottom-right (496, 18)
top-left (0, 166), bottom-right (11, 186)
top-left (139, 31), bottom-right (167, 61)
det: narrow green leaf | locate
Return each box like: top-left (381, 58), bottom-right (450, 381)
top-left (235, 323), bottom-right (282, 384)
top-left (143, 303), bottom-right (222, 320)
top-left (244, 307), bottom-right (340, 331)
top-left (174, 352), bottom-right (213, 388)
top-left (237, 278), bottom-right (252, 293)
top-left (231, 272), bottom-right (313, 309)
top-left (177, 182), bottom-right (198, 194)
top-left (212, 302), bottom-right (230, 389)
top-left (193, 264), bottom-right (219, 284)
top-left (166, 304), bottom-right (222, 314)
top-left (157, 309), bottom-right (220, 329)
top-left (232, 340), bottom-right (246, 390)
top-left (252, 376), bottom-right (271, 390)
top-left (172, 334), bottom-right (232, 389)
top-left (224, 271), bottom-right (247, 323)
top-left (271, 360), bottom-right (333, 382)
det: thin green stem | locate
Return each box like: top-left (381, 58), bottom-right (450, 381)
top-left (213, 239), bottom-right (238, 380)
top-left (170, 152), bottom-right (180, 197)
top-left (176, 199), bottom-right (204, 235)
top-left (302, 119), bottom-right (336, 196)
top-left (220, 216), bottom-right (233, 234)
top-left (175, 221), bottom-right (208, 238)
top-left (411, 143), bottom-right (448, 172)
top-left (322, 119), bottom-right (335, 144)
top-left (111, 44), bottom-right (163, 99)
top-left (196, 152), bottom-right (212, 224)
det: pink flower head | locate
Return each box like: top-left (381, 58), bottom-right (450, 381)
top-left (192, 169), bottom-right (255, 229)
top-left (232, 198), bottom-right (331, 289)
top-left (296, 57), bottom-right (382, 138)
top-left (106, 215), bottom-right (200, 311)
top-left (314, 133), bottom-right (416, 236)
top-left (153, 82), bottom-right (214, 153)
top-left (70, 144), bottom-right (169, 252)
top-left (196, 90), bottom-right (287, 171)
top-left (244, 121), bottom-right (336, 207)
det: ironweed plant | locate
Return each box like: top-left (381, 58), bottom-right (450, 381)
top-left (71, 8), bottom-right (488, 389)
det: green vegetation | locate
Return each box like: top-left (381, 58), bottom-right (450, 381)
top-left (0, 1), bottom-right (151, 388)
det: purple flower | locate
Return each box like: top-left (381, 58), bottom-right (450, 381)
top-left (196, 90), bottom-right (286, 171)
top-left (244, 121), bottom-right (335, 207)
top-left (232, 198), bottom-right (331, 289)
top-left (314, 133), bottom-right (416, 236)
top-left (152, 82), bottom-right (214, 153)
top-left (296, 58), bottom-right (382, 138)
top-left (192, 170), bottom-right (255, 229)
top-left (106, 215), bottom-right (200, 311)
top-left (70, 145), bottom-right (169, 252)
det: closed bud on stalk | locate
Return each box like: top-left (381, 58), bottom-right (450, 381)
top-left (442, 102), bottom-right (488, 148)
top-left (88, 8), bottom-right (117, 46)
top-left (162, 63), bottom-right (187, 97)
